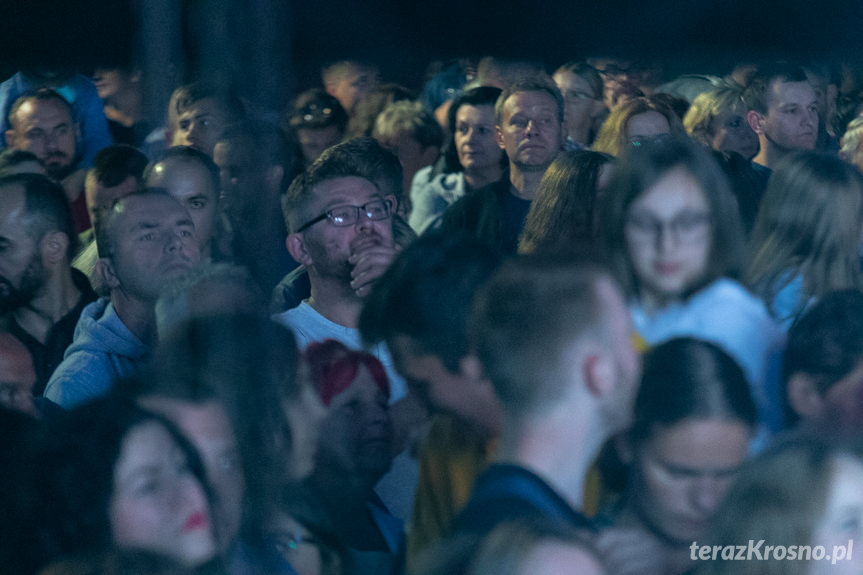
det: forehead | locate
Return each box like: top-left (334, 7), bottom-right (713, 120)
top-left (178, 97), bottom-right (226, 119)
top-left (115, 194), bottom-right (189, 227)
top-left (631, 167), bottom-right (708, 214)
top-left (14, 98), bottom-right (72, 126)
top-left (312, 175), bottom-right (379, 206)
top-left (768, 80), bottom-right (816, 108)
top-left (116, 421), bottom-right (177, 471)
top-left (148, 158), bottom-right (215, 191)
top-left (456, 104), bottom-right (494, 122)
top-left (503, 90), bottom-right (557, 117)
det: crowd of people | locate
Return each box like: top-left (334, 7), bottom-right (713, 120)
top-left (2, 53), bottom-right (863, 575)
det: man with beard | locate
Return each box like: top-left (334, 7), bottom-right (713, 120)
top-left (44, 191), bottom-right (201, 407)
top-left (0, 174), bottom-right (96, 396)
top-left (441, 77), bottom-right (564, 254)
top-left (5, 89), bottom-right (90, 232)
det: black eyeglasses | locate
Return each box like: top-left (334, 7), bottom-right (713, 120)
top-left (296, 198), bottom-right (393, 232)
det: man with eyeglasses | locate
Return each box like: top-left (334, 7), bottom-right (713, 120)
top-left (276, 140), bottom-right (417, 526)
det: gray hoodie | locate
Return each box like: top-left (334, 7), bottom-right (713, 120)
top-left (43, 298), bottom-right (151, 408)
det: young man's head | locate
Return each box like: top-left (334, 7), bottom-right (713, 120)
top-left (85, 145), bottom-right (148, 225)
top-left (144, 147), bottom-right (221, 258)
top-left (0, 173), bottom-right (78, 313)
top-left (94, 191), bottom-right (201, 303)
top-left (744, 63), bottom-right (818, 166)
top-left (322, 60), bottom-right (380, 116)
top-left (495, 77), bottom-right (565, 174)
top-left (372, 100), bottom-right (443, 194)
top-left (783, 290), bottom-right (863, 435)
top-left (552, 62), bottom-right (605, 144)
top-left (471, 253), bottom-right (641, 439)
top-left (359, 230), bottom-right (501, 433)
top-left (5, 89), bottom-right (79, 181)
top-left (168, 82), bottom-right (245, 157)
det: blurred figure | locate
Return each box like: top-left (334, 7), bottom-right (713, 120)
top-left (518, 150), bottom-right (614, 253)
top-left (699, 434), bottom-right (863, 575)
top-left (592, 95), bottom-right (684, 157)
top-left (746, 152), bottom-right (863, 329)
top-left (288, 89), bottom-right (349, 169)
top-left (0, 149), bottom-right (45, 177)
top-left (345, 83), bottom-right (415, 140)
top-left (475, 57), bottom-right (545, 89)
top-left (373, 100), bottom-right (443, 197)
top-left (322, 60), bottom-right (380, 117)
top-left (838, 113), bottom-right (863, 171)
top-left (293, 339), bottom-right (403, 575)
top-left (0, 332), bottom-right (38, 417)
top-left (553, 62), bottom-right (606, 149)
top-left (684, 81), bottom-right (759, 160)
top-left (597, 338), bottom-right (757, 575)
top-left (420, 60), bottom-right (469, 138)
top-left (93, 65), bottom-right (151, 149)
top-left (783, 290), bottom-right (863, 436)
top-left (34, 397), bottom-right (219, 570)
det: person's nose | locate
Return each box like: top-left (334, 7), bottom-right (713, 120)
top-left (691, 476), bottom-right (723, 514)
top-left (655, 222), bottom-right (676, 253)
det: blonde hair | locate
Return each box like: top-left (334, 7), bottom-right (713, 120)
top-left (683, 82), bottom-right (746, 147)
top-left (746, 151), bottom-right (863, 314)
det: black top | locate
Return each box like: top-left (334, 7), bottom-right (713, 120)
top-left (9, 268), bottom-right (97, 396)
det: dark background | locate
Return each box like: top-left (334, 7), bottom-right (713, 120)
top-left (1, 0), bottom-right (860, 109)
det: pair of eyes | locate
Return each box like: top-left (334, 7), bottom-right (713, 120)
top-left (138, 228), bottom-right (195, 242)
top-left (178, 117), bottom-right (213, 131)
top-left (26, 125), bottom-right (71, 140)
top-left (509, 116), bottom-right (555, 129)
top-left (456, 123), bottom-right (493, 137)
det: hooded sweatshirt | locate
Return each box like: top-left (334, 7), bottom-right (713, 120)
top-left (43, 298), bottom-right (151, 408)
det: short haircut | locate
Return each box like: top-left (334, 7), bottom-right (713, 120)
top-left (94, 189), bottom-right (176, 260)
top-left (218, 120), bottom-right (296, 188)
top-left (443, 86), bottom-right (503, 174)
top-left (684, 81), bottom-right (747, 147)
top-left (470, 252), bottom-right (614, 420)
top-left (7, 88), bottom-right (73, 129)
top-left (495, 76), bottom-right (565, 126)
top-left (630, 338), bottom-right (757, 445)
top-left (0, 149), bottom-right (41, 176)
top-left (742, 62), bottom-right (809, 115)
top-left (89, 144), bottom-right (148, 188)
top-left (144, 145), bottom-right (220, 197)
top-left (288, 89), bottom-right (349, 132)
top-left (600, 138), bottom-right (744, 300)
top-left (372, 100), bottom-right (444, 149)
top-left (553, 61), bottom-right (604, 100)
top-left (782, 290), bottom-right (863, 427)
top-left (282, 137), bottom-right (398, 233)
top-left (359, 229), bottom-right (501, 371)
top-left (0, 173), bottom-right (78, 260)
top-left (167, 81), bottom-right (245, 129)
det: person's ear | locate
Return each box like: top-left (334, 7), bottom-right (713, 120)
top-left (286, 233), bottom-right (312, 267)
top-left (787, 373), bottom-right (826, 421)
top-left (95, 258), bottom-right (121, 290)
top-left (583, 349), bottom-right (614, 399)
top-left (747, 110), bottom-right (765, 135)
top-left (40, 232), bottom-right (69, 265)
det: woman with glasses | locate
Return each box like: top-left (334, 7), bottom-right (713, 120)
top-left (745, 151), bottom-right (863, 331)
top-left (600, 138), bottom-right (780, 431)
top-left (592, 96), bottom-right (685, 157)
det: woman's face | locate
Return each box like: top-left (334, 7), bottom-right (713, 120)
top-left (709, 102), bottom-right (759, 161)
top-left (809, 456), bottom-right (863, 575)
top-left (454, 104), bottom-right (501, 173)
top-left (624, 167), bottom-right (712, 309)
top-left (632, 417), bottom-right (750, 544)
top-left (110, 421), bottom-right (217, 566)
top-left (314, 364), bottom-right (393, 484)
top-left (626, 111), bottom-right (671, 146)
